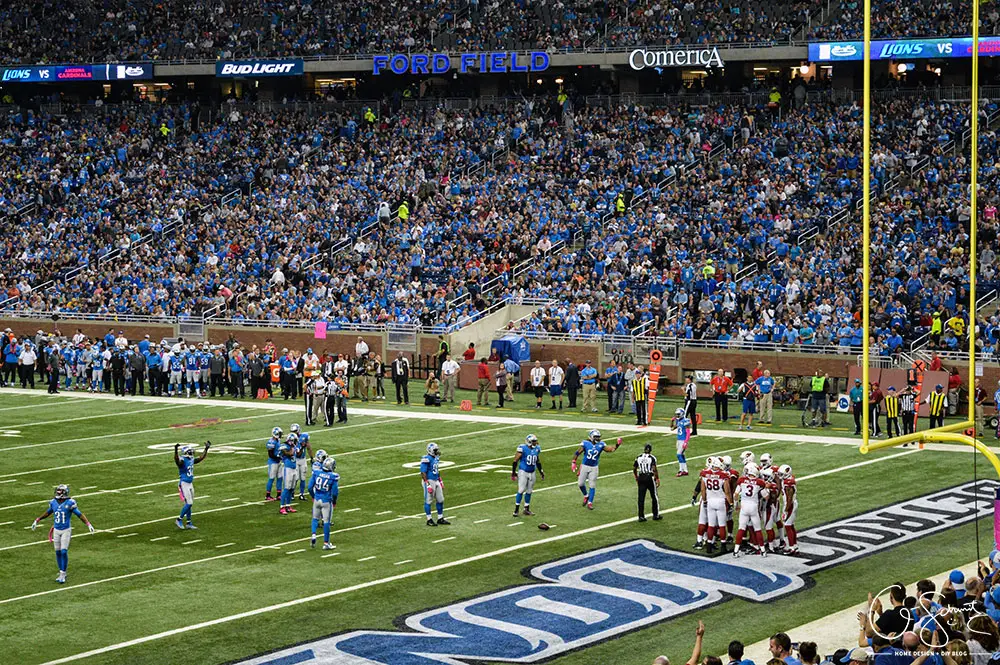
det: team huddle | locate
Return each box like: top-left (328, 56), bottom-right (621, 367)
top-left (692, 451), bottom-right (799, 557)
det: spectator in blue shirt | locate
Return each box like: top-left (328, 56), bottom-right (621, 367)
top-left (769, 633), bottom-right (801, 665)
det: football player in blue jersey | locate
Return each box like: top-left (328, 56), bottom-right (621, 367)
top-left (278, 434), bottom-right (299, 514)
top-left (75, 345), bottom-right (90, 391)
top-left (290, 423), bottom-right (314, 500)
top-left (197, 343), bottom-right (211, 397)
top-left (673, 407), bottom-right (692, 477)
top-left (571, 429), bottom-right (622, 510)
top-left (167, 349), bottom-right (184, 397)
top-left (175, 442), bottom-right (210, 529)
top-left (309, 457), bottom-right (340, 550)
top-left (312, 449), bottom-right (328, 476)
top-left (511, 434), bottom-right (544, 517)
top-left (90, 344), bottom-right (104, 393)
top-left (265, 426), bottom-right (283, 501)
top-left (184, 345), bottom-right (200, 398)
top-left (31, 484), bottom-right (96, 584)
top-left (420, 443), bottom-right (450, 526)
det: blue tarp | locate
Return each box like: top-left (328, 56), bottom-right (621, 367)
top-left (491, 335), bottom-right (530, 363)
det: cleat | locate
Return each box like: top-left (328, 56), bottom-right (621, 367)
top-left (426, 518), bottom-right (437, 526)
top-left (287, 507), bottom-right (297, 513)
top-left (523, 509), bottom-right (534, 516)
top-left (311, 536), bottom-right (316, 549)
top-left (676, 471), bottom-right (684, 477)
top-left (186, 523), bottom-right (197, 530)
top-left (436, 518), bottom-right (451, 525)
top-left (175, 518), bottom-right (185, 530)
top-left (299, 494), bottom-right (305, 501)
top-left (706, 542), bottom-right (716, 554)
top-left (678, 471), bottom-right (689, 477)
top-left (653, 515), bottom-right (662, 520)
top-left (582, 497), bottom-right (589, 507)
top-left (586, 502), bottom-right (594, 510)
top-left (265, 495), bottom-right (276, 502)
top-left (733, 550), bottom-right (741, 558)
top-left (694, 541), bottom-right (704, 549)
top-left (638, 516), bottom-right (647, 522)
top-left (279, 508), bottom-right (288, 515)
top-left (56, 572), bottom-right (66, 584)
top-left (761, 549), bottom-right (768, 558)
top-left (512, 511), bottom-right (520, 517)
top-left (323, 543), bottom-right (336, 550)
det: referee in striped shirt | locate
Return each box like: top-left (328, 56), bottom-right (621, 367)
top-left (900, 386), bottom-right (916, 435)
top-left (634, 444), bottom-right (661, 521)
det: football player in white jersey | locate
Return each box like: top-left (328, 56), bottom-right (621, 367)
top-left (779, 464), bottom-right (799, 553)
top-left (733, 464), bottom-right (766, 557)
top-left (701, 457), bottom-right (732, 553)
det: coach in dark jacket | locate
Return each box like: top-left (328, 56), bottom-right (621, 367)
top-left (565, 359), bottom-right (580, 408)
top-left (130, 348), bottom-right (146, 395)
top-left (47, 345), bottom-right (62, 394)
top-left (391, 353), bottom-right (410, 405)
top-left (247, 353), bottom-right (265, 398)
top-left (209, 349), bottom-right (226, 397)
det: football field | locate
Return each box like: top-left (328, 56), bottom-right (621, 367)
top-left (0, 389), bottom-right (994, 665)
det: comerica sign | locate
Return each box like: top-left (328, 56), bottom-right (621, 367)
top-left (629, 47), bottom-right (725, 70)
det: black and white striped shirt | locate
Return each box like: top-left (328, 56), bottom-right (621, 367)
top-left (634, 453), bottom-right (657, 476)
top-left (684, 383), bottom-right (697, 401)
top-left (900, 392), bottom-right (915, 413)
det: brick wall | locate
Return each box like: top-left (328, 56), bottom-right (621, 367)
top-left (205, 326), bottom-right (385, 359)
top-left (0, 317), bottom-right (175, 345)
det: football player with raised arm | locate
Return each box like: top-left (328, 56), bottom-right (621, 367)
top-left (571, 429), bottom-right (622, 509)
top-left (309, 457), bottom-right (340, 550)
top-left (290, 423), bottom-right (313, 500)
top-left (175, 441), bottom-right (210, 529)
top-left (279, 434), bottom-right (299, 514)
top-left (420, 443), bottom-right (450, 526)
top-left (32, 484), bottom-right (96, 584)
top-left (512, 434), bottom-right (544, 517)
top-left (265, 426), bottom-right (283, 501)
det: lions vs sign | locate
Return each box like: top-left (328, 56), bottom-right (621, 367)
top-left (239, 481), bottom-right (995, 665)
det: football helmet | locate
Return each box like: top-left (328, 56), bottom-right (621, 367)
top-left (290, 424), bottom-right (301, 434)
top-left (740, 451), bottom-right (755, 466)
top-left (589, 429), bottom-right (601, 442)
top-left (315, 449), bottom-right (328, 464)
top-left (760, 453), bottom-right (773, 468)
top-left (721, 455), bottom-right (732, 470)
top-left (710, 456), bottom-right (723, 470)
top-left (675, 408), bottom-right (686, 419)
top-left (286, 434), bottom-right (298, 445)
top-left (427, 443), bottom-right (441, 457)
top-left (54, 484), bottom-right (70, 500)
top-left (181, 446), bottom-right (194, 458)
top-left (323, 457), bottom-right (337, 472)
top-left (778, 464), bottom-right (792, 478)
top-left (744, 463), bottom-right (760, 478)
top-left (272, 426), bottom-right (283, 438)
top-left (526, 434), bottom-right (539, 445)
top-left (761, 468), bottom-right (775, 483)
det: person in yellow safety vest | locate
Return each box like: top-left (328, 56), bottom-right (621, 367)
top-left (768, 88), bottom-right (781, 106)
top-left (364, 107), bottom-right (376, 124)
top-left (159, 123), bottom-right (170, 139)
top-left (398, 200), bottom-right (410, 221)
top-left (557, 90), bottom-right (567, 106)
top-left (615, 192), bottom-right (625, 215)
top-left (930, 311), bottom-right (943, 344)
top-left (702, 259), bottom-right (716, 280)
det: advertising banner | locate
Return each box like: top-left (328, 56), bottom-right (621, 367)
top-left (809, 37), bottom-right (1000, 61)
top-left (215, 59), bottom-right (304, 77)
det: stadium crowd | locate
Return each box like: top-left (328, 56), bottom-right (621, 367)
top-left (1, 91), bottom-right (996, 362)
top-left (809, 0), bottom-right (1000, 40)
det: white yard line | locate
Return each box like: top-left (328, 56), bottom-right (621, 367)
top-left (221, 498), bottom-right (241, 503)
top-left (215, 543), bottom-right (235, 549)
top-left (432, 536), bottom-right (456, 544)
top-left (474, 519), bottom-right (491, 524)
top-left (0, 521), bottom-right (14, 526)
top-left (321, 552), bottom-right (340, 559)
top-left (4, 404), bottom-right (190, 430)
top-left (394, 560), bottom-right (413, 566)
top-left (285, 549), bottom-right (305, 555)
top-left (342, 508), bottom-right (361, 513)
top-left (2, 446), bottom-right (917, 613)
top-left (357, 556), bottom-right (376, 562)
top-left (181, 540), bottom-right (202, 546)
top-left (376, 510), bottom-right (393, 515)
top-left (134, 491), bottom-right (152, 496)
top-left (115, 533), bottom-right (138, 539)
top-left (149, 537), bottom-right (170, 542)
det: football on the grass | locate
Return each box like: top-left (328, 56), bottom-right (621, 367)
top-left (538, 523), bottom-right (550, 531)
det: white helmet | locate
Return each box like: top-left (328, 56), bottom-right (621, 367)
top-left (323, 457), bottom-right (337, 472)
top-left (740, 451), bottom-right (755, 466)
top-left (744, 463), bottom-right (760, 478)
top-left (721, 455), bottom-right (732, 470)
top-left (180, 445), bottom-right (195, 458)
top-left (761, 468), bottom-right (775, 483)
top-left (760, 453), bottom-right (773, 468)
top-left (589, 430), bottom-right (601, 442)
top-left (706, 456), bottom-right (719, 470)
top-left (778, 464), bottom-right (792, 478)
top-left (675, 408), bottom-right (686, 419)
top-left (315, 449), bottom-right (328, 464)
top-left (290, 424), bottom-right (301, 434)
top-left (271, 426), bottom-right (283, 438)
top-left (426, 443), bottom-right (441, 457)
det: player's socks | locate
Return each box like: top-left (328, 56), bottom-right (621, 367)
top-left (323, 522), bottom-right (331, 542)
top-left (587, 488), bottom-right (596, 504)
top-left (424, 502), bottom-right (432, 517)
top-left (435, 502), bottom-right (444, 519)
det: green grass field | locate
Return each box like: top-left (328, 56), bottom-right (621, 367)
top-left (0, 387), bottom-right (993, 665)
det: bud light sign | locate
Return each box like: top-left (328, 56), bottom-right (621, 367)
top-left (215, 59), bottom-right (304, 77)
